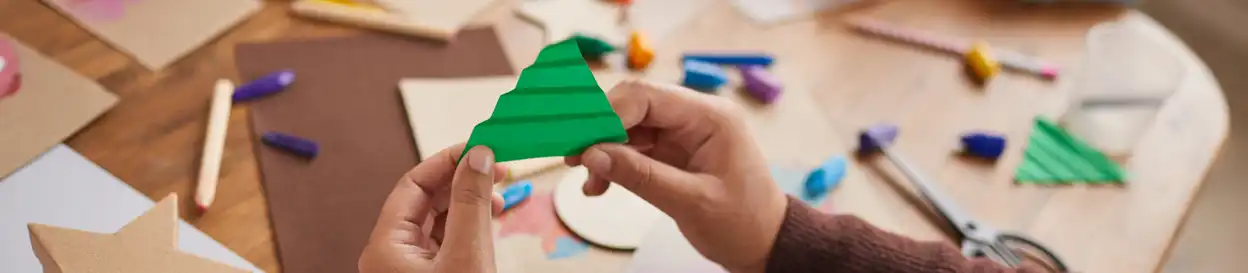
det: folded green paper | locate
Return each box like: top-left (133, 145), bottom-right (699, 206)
top-left (461, 39), bottom-right (629, 162)
top-left (1015, 117), bottom-right (1126, 184)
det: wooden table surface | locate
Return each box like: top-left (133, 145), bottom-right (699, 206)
top-left (0, 0), bottom-right (1228, 272)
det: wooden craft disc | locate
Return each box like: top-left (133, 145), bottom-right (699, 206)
top-left (552, 166), bottom-right (665, 250)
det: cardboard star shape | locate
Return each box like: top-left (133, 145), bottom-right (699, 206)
top-left (461, 38), bottom-right (629, 163)
top-left (27, 194), bottom-right (249, 273)
top-left (516, 0), bottom-right (625, 44)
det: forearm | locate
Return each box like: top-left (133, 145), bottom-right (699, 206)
top-left (765, 197), bottom-right (1037, 273)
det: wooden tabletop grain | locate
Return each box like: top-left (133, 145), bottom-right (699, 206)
top-left (0, 0), bottom-right (1228, 272)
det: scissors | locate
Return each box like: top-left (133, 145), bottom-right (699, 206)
top-left (863, 131), bottom-right (1070, 272)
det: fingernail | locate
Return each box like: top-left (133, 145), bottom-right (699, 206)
top-left (468, 148), bottom-right (494, 175)
top-left (584, 148), bottom-right (612, 173)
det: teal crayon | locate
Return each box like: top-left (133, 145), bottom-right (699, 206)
top-left (501, 180), bottom-right (533, 211)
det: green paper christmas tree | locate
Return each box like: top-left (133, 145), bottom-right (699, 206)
top-left (461, 39), bottom-right (629, 163)
top-left (1015, 117), bottom-right (1126, 184)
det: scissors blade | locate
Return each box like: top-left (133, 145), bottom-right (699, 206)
top-left (964, 238), bottom-right (1023, 268)
top-left (875, 143), bottom-right (980, 236)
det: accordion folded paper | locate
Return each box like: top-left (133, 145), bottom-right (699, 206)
top-left (461, 39), bottom-right (628, 162)
top-left (1015, 117), bottom-right (1126, 183)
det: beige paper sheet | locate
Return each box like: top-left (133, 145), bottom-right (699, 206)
top-left (0, 35), bottom-right (117, 179)
top-left (42, 0), bottom-right (260, 69)
top-left (629, 0), bottom-right (714, 44)
top-left (516, 0), bottom-right (625, 45)
top-left (372, 0), bottom-right (500, 34)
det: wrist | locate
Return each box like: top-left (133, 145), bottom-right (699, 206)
top-left (729, 191), bottom-right (790, 273)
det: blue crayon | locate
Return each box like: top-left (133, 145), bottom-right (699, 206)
top-left (682, 60), bottom-right (728, 92)
top-left (804, 155), bottom-right (846, 198)
top-left (683, 53), bottom-right (774, 67)
top-left (501, 180), bottom-right (533, 211)
top-left (261, 131), bottom-right (319, 158)
top-left (234, 70), bottom-right (295, 102)
top-left (960, 132), bottom-right (1007, 160)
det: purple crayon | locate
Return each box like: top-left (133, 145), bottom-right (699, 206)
top-left (856, 123), bottom-right (899, 157)
top-left (261, 132), bottom-right (319, 158)
top-left (233, 70), bottom-right (295, 101)
top-left (740, 65), bottom-right (782, 104)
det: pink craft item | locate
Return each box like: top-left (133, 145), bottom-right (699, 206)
top-left (0, 36), bottom-right (21, 100)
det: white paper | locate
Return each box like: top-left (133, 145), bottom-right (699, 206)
top-left (629, 0), bottom-right (714, 43)
top-left (624, 218), bottom-right (726, 273)
top-left (731, 0), bottom-right (857, 24)
top-left (0, 145), bottom-right (263, 272)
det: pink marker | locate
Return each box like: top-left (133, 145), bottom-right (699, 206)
top-left (0, 37), bottom-right (21, 99)
top-left (848, 18), bottom-right (1060, 79)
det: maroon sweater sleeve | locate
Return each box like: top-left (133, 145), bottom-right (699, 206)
top-left (765, 197), bottom-right (1043, 273)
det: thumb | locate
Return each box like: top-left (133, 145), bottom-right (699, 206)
top-left (580, 143), bottom-right (706, 213)
top-left (435, 146), bottom-right (497, 273)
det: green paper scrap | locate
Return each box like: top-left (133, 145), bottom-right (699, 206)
top-left (461, 39), bottom-right (629, 163)
top-left (571, 34), bottom-right (615, 59)
top-left (1015, 117), bottom-right (1127, 184)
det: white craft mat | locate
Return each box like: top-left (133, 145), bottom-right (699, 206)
top-left (0, 145), bottom-right (263, 272)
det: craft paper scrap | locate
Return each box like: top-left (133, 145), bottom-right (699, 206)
top-left (29, 194), bottom-right (250, 273)
top-left (497, 191), bottom-right (591, 260)
top-left (0, 35), bottom-right (117, 179)
top-left (516, 0), bottom-right (625, 44)
top-left (628, 0), bottom-right (714, 43)
top-left (42, 0), bottom-right (260, 69)
top-left (461, 39), bottom-right (629, 163)
top-left (1015, 117), bottom-right (1126, 183)
top-left (730, 0), bottom-right (858, 24)
top-left (0, 145), bottom-right (262, 272)
top-left (371, 0), bottom-right (499, 35)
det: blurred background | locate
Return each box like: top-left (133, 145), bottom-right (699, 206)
top-left (1143, 0), bottom-right (1248, 271)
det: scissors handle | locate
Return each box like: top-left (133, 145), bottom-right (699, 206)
top-left (995, 233), bottom-right (1070, 272)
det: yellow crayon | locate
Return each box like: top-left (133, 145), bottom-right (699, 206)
top-left (965, 41), bottom-right (1001, 82)
top-left (311, 0), bottom-right (383, 10)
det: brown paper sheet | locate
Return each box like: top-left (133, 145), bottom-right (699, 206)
top-left (42, 0), bottom-right (259, 69)
top-left (234, 28), bottom-right (514, 273)
top-left (0, 34), bottom-right (117, 179)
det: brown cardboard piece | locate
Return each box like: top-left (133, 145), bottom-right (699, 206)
top-left (42, 0), bottom-right (260, 69)
top-left (234, 28), bottom-right (514, 273)
top-left (0, 35), bottom-right (117, 179)
top-left (27, 194), bottom-right (249, 273)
